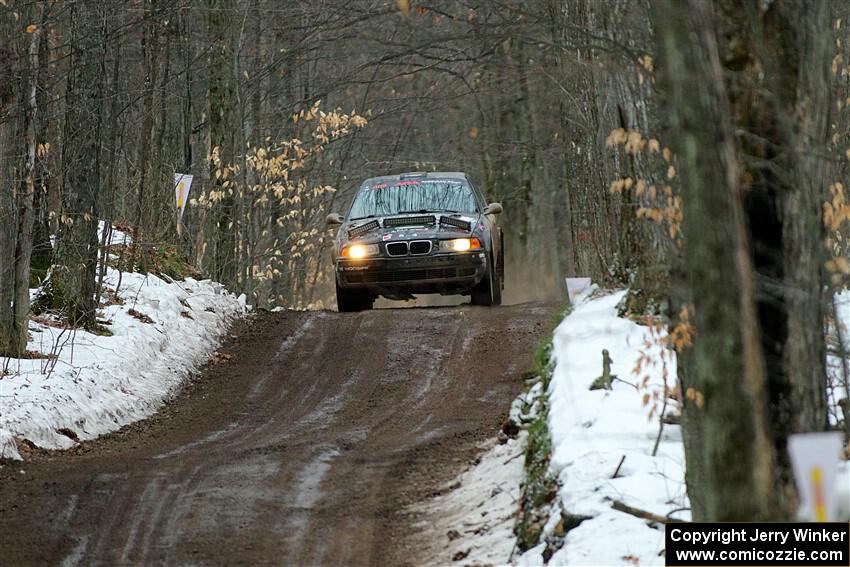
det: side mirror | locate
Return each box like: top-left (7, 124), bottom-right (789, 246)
top-left (483, 202), bottom-right (503, 215)
top-left (326, 213), bottom-right (344, 226)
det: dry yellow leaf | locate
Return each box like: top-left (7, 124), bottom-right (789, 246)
top-left (605, 127), bottom-right (627, 148)
top-left (625, 130), bottom-right (644, 154)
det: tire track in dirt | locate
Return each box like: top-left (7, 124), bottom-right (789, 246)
top-left (0, 302), bottom-right (552, 566)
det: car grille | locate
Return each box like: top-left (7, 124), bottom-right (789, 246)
top-left (386, 242), bottom-right (408, 257)
top-left (409, 240), bottom-right (432, 255)
top-left (344, 267), bottom-right (477, 284)
top-left (386, 240), bottom-right (432, 257)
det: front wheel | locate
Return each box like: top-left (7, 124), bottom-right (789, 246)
top-left (470, 255), bottom-right (502, 306)
top-left (336, 284), bottom-right (374, 312)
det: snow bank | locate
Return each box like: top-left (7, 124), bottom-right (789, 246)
top-left (0, 267), bottom-right (243, 460)
top-left (97, 219), bottom-right (132, 246)
top-left (830, 289), bottom-right (850, 522)
top-left (829, 289), bottom-right (850, 426)
top-left (522, 290), bottom-right (688, 566)
top-left (413, 435), bottom-right (526, 566)
top-left (519, 288), bottom-right (850, 564)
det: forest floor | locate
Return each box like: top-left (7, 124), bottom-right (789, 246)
top-left (0, 301), bottom-right (551, 566)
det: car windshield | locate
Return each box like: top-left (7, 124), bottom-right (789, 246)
top-left (348, 179), bottom-right (478, 219)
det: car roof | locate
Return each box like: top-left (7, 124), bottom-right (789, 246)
top-left (361, 171), bottom-right (470, 185)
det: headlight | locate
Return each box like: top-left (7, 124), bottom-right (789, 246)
top-left (439, 237), bottom-right (482, 252)
top-left (341, 243), bottom-right (379, 259)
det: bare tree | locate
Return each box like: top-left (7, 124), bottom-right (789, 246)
top-left (52, 0), bottom-right (105, 329)
top-left (0, 2), bottom-right (41, 356)
top-left (653, 0), bottom-right (830, 520)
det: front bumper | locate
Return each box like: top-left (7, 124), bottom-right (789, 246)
top-left (336, 251), bottom-right (487, 292)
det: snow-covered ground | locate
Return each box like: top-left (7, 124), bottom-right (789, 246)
top-left (412, 434), bottom-right (527, 565)
top-left (518, 289), bottom-right (689, 566)
top-left (0, 267), bottom-right (244, 460)
top-left (831, 290), bottom-right (850, 522)
top-left (829, 289), bottom-right (850, 426)
top-left (97, 219), bottom-right (132, 246)
top-left (412, 382), bottom-right (548, 566)
top-left (514, 287), bottom-right (850, 565)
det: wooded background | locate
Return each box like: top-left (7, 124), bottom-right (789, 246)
top-left (0, 0), bottom-right (848, 525)
top-left (0, 1), bottom-right (667, 316)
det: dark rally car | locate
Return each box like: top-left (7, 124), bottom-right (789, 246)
top-left (326, 171), bottom-right (504, 312)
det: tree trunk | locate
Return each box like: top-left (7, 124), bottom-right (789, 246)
top-left (654, 0), bottom-right (830, 520)
top-left (30, 16), bottom-right (52, 286)
top-left (0, 13), bottom-right (19, 355)
top-left (12, 11), bottom-right (41, 353)
top-left (132, 0), bottom-right (160, 272)
top-left (206, 0), bottom-right (237, 288)
top-left (770, 0), bottom-right (830, 435)
top-left (53, 1), bottom-right (104, 329)
top-left (652, 0), bottom-right (777, 521)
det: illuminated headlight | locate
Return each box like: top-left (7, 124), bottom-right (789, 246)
top-left (439, 238), bottom-right (482, 252)
top-left (341, 243), bottom-right (379, 259)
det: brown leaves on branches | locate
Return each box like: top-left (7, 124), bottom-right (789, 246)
top-left (606, 129), bottom-right (683, 241)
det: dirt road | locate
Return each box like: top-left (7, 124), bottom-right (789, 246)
top-left (0, 303), bottom-right (552, 566)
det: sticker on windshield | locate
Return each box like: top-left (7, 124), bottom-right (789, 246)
top-left (372, 183), bottom-right (387, 189)
top-left (395, 181), bottom-right (420, 186)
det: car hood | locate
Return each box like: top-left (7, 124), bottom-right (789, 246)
top-left (342, 213), bottom-right (481, 245)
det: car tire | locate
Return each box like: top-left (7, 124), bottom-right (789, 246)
top-left (498, 230), bottom-right (505, 290)
top-left (336, 284), bottom-right (374, 312)
top-left (492, 255), bottom-right (503, 305)
top-left (471, 254), bottom-right (502, 306)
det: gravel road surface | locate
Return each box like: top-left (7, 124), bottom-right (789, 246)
top-left (0, 302), bottom-right (552, 566)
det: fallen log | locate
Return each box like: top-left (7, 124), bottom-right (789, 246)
top-left (607, 498), bottom-right (687, 524)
